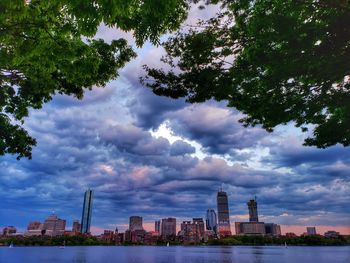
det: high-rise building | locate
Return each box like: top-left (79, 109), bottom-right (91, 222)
top-left (81, 189), bottom-right (93, 234)
top-left (217, 190), bottom-right (231, 236)
top-left (247, 199), bottom-right (258, 222)
top-left (193, 218), bottom-right (205, 239)
top-left (161, 218), bottom-right (176, 238)
top-left (180, 221), bottom-right (200, 243)
top-left (235, 198), bottom-right (281, 236)
top-left (72, 220), bottom-right (81, 233)
top-left (155, 220), bottom-right (160, 233)
top-left (2, 226), bottom-right (17, 236)
top-left (129, 216), bottom-right (143, 231)
top-left (307, 227), bottom-right (317, 235)
top-left (43, 214), bottom-right (66, 236)
top-left (27, 221), bottom-right (42, 230)
top-left (206, 208), bottom-right (217, 233)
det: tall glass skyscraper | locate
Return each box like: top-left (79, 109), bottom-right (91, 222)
top-left (217, 190), bottom-right (231, 236)
top-left (206, 208), bottom-right (217, 233)
top-left (81, 189), bottom-right (93, 234)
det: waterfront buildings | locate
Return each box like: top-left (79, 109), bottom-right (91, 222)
top-left (161, 218), bottom-right (176, 239)
top-left (235, 198), bottom-right (281, 236)
top-left (2, 226), bottom-right (16, 236)
top-left (265, 223), bottom-right (281, 236)
top-left (247, 199), bottom-right (259, 222)
top-left (129, 216), bottom-right (143, 231)
top-left (235, 222), bottom-right (266, 235)
top-left (307, 227), bottom-right (317, 235)
top-left (43, 214), bottom-right (66, 236)
top-left (155, 220), bottom-right (160, 233)
top-left (217, 190), bottom-right (232, 236)
top-left (81, 189), bottom-right (93, 234)
top-left (205, 208), bottom-right (217, 233)
top-left (25, 221), bottom-right (43, 236)
top-left (179, 218), bottom-right (205, 243)
top-left (72, 220), bottom-right (81, 233)
top-left (193, 218), bottom-right (205, 239)
top-left (179, 221), bottom-right (200, 244)
top-left (324, 230), bottom-right (339, 238)
top-left (27, 221), bottom-right (42, 230)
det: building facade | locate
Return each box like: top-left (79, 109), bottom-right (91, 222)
top-left (129, 216), bottom-right (143, 231)
top-left (306, 227), bottom-right (317, 235)
top-left (81, 189), bottom-right (93, 234)
top-left (235, 199), bottom-right (281, 236)
top-left (155, 220), bottom-right (160, 233)
top-left (2, 226), bottom-right (17, 236)
top-left (72, 220), bottom-right (81, 233)
top-left (161, 218), bottom-right (176, 239)
top-left (27, 221), bottom-right (42, 230)
top-left (247, 199), bottom-right (259, 222)
top-left (265, 223), bottom-right (281, 236)
top-left (235, 222), bottom-right (266, 235)
top-left (217, 190), bottom-right (231, 236)
top-left (193, 218), bottom-right (205, 240)
top-left (206, 208), bottom-right (217, 233)
top-left (43, 214), bottom-right (66, 236)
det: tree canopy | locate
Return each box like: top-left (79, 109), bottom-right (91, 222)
top-left (0, 0), bottom-right (188, 159)
top-left (143, 0), bottom-right (350, 148)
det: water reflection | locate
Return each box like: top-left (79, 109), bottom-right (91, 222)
top-left (72, 247), bottom-right (87, 263)
top-left (0, 246), bottom-right (349, 263)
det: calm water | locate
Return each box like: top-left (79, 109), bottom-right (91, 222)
top-left (0, 246), bottom-right (349, 263)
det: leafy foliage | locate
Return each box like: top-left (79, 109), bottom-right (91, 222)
top-left (0, 0), bottom-right (189, 159)
top-left (143, 0), bottom-right (350, 148)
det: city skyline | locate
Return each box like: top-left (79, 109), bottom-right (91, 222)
top-left (0, 3), bottom-right (349, 238)
top-left (0, 189), bottom-right (348, 236)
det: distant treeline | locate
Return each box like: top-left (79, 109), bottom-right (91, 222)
top-left (207, 235), bottom-right (350, 246)
top-left (0, 235), bottom-right (349, 247)
top-left (0, 236), bottom-right (104, 246)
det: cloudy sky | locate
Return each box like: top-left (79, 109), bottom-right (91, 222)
top-left (0, 3), bottom-right (349, 236)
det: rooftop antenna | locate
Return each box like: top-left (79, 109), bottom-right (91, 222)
top-left (254, 196), bottom-right (257, 202)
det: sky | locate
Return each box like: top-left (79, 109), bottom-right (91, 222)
top-left (0, 2), bottom-right (349, 236)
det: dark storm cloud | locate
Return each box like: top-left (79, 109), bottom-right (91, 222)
top-left (166, 103), bottom-right (269, 154)
top-left (170, 140), bottom-right (196, 156)
top-left (122, 58), bottom-right (187, 129)
top-left (264, 139), bottom-right (350, 167)
top-left (51, 84), bottom-right (116, 108)
top-left (100, 124), bottom-right (170, 156)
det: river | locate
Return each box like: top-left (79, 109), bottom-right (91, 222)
top-left (0, 246), bottom-right (349, 263)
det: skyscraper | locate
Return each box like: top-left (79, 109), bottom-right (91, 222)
top-left (247, 198), bottom-right (258, 222)
top-left (155, 220), bottom-right (160, 233)
top-left (206, 208), bottom-right (217, 233)
top-left (81, 189), bottom-right (93, 234)
top-left (161, 218), bottom-right (176, 238)
top-left (217, 190), bottom-right (231, 236)
top-left (129, 216), bottom-right (143, 231)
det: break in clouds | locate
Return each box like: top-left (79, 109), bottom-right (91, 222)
top-left (0, 4), bottom-right (349, 235)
